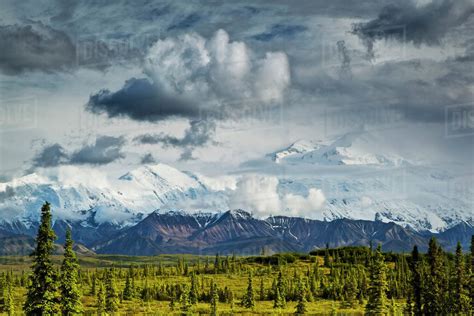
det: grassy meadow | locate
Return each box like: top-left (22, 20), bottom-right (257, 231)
top-left (0, 250), bottom-right (410, 315)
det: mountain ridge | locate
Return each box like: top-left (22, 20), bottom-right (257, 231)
top-left (1, 210), bottom-right (471, 256)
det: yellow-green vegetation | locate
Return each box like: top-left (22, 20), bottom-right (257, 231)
top-left (0, 202), bottom-right (471, 315)
top-left (0, 252), bottom-right (410, 315)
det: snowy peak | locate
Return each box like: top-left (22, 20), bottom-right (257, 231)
top-left (270, 132), bottom-right (407, 166)
top-left (0, 163), bottom-right (219, 227)
top-left (118, 164), bottom-right (203, 190)
top-left (269, 139), bottom-right (325, 163)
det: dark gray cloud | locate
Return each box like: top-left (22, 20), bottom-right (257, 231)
top-left (30, 143), bottom-right (69, 169)
top-left (135, 120), bottom-right (216, 147)
top-left (0, 22), bottom-right (76, 75)
top-left (140, 153), bottom-right (156, 164)
top-left (0, 17), bottom-right (144, 75)
top-left (294, 56), bottom-right (473, 124)
top-left (167, 13), bottom-right (201, 31)
top-left (352, 0), bottom-right (474, 59)
top-left (87, 78), bottom-right (202, 122)
top-left (134, 120), bottom-right (216, 161)
top-left (29, 136), bottom-right (125, 170)
top-left (51, 0), bottom-right (78, 23)
top-left (70, 136), bottom-right (125, 165)
top-left (246, 0), bottom-right (391, 17)
top-left (252, 24), bottom-right (307, 42)
top-left (336, 40), bottom-right (352, 79)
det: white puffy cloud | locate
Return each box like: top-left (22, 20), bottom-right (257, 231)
top-left (283, 188), bottom-right (326, 218)
top-left (228, 174), bottom-right (325, 218)
top-left (143, 29), bottom-right (290, 111)
top-left (228, 174), bottom-right (281, 218)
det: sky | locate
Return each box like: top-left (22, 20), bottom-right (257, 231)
top-left (0, 0), bottom-right (473, 185)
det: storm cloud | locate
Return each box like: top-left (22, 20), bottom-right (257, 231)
top-left (70, 136), bottom-right (126, 165)
top-left (87, 29), bottom-right (290, 123)
top-left (352, 0), bottom-right (474, 59)
top-left (134, 120), bottom-right (216, 160)
top-left (29, 136), bottom-right (126, 171)
top-left (0, 22), bottom-right (76, 75)
top-left (30, 143), bottom-right (69, 169)
top-left (86, 78), bottom-right (201, 121)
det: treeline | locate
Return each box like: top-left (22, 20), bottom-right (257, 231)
top-left (0, 202), bottom-right (473, 315)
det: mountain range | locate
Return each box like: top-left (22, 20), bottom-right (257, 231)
top-left (1, 209), bottom-right (472, 256)
top-left (0, 131), bottom-right (472, 255)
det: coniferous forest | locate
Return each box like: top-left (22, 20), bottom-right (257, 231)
top-left (0, 203), bottom-right (472, 315)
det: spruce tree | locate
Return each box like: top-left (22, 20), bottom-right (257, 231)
top-left (365, 245), bottom-right (388, 315)
top-left (295, 277), bottom-right (307, 315)
top-left (96, 281), bottom-right (106, 315)
top-left (4, 278), bottom-right (14, 316)
top-left (259, 277), bottom-right (265, 301)
top-left (60, 229), bottom-right (82, 315)
top-left (324, 243), bottom-right (330, 267)
top-left (123, 273), bottom-right (133, 300)
top-left (409, 245), bottom-right (422, 315)
top-left (24, 202), bottom-right (60, 315)
top-left (105, 269), bottom-right (119, 312)
top-left (210, 281), bottom-right (218, 316)
top-left (343, 271), bottom-right (358, 308)
top-left (242, 272), bottom-right (255, 308)
top-left (90, 273), bottom-right (97, 296)
top-left (452, 242), bottom-right (470, 313)
top-left (276, 270), bottom-right (286, 302)
top-left (273, 287), bottom-right (285, 309)
top-left (189, 273), bottom-right (198, 305)
top-left (180, 285), bottom-right (191, 312)
top-left (424, 237), bottom-right (447, 315)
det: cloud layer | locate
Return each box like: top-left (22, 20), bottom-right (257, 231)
top-left (29, 136), bottom-right (125, 171)
top-left (228, 174), bottom-right (326, 218)
top-left (0, 22), bottom-right (76, 74)
top-left (134, 120), bottom-right (216, 160)
top-left (352, 0), bottom-right (474, 59)
top-left (87, 29), bottom-right (291, 122)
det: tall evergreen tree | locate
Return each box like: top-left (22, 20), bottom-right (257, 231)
top-left (343, 271), bottom-right (358, 308)
top-left (180, 285), bottom-right (191, 312)
top-left (324, 243), bottom-right (331, 267)
top-left (60, 229), bottom-right (82, 315)
top-left (295, 277), bottom-right (307, 315)
top-left (273, 287), bottom-right (285, 309)
top-left (189, 273), bottom-right (198, 305)
top-left (105, 269), bottom-right (119, 312)
top-left (122, 273), bottom-right (133, 300)
top-left (242, 272), bottom-right (255, 308)
top-left (4, 278), bottom-right (14, 316)
top-left (452, 242), bottom-right (470, 313)
top-left (276, 270), bottom-right (286, 301)
top-left (90, 273), bottom-right (97, 296)
top-left (210, 281), bottom-right (218, 316)
top-left (409, 245), bottom-right (422, 315)
top-left (96, 281), bottom-right (106, 315)
top-left (24, 202), bottom-right (60, 315)
top-left (365, 245), bottom-right (388, 315)
top-left (424, 237), bottom-right (447, 315)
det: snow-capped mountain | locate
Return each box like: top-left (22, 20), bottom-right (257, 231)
top-left (263, 132), bottom-right (473, 232)
top-left (270, 132), bottom-right (407, 167)
top-left (0, 164), bottom-right (227, 228)
top-left (0, 131), bottom-right (471, 235)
